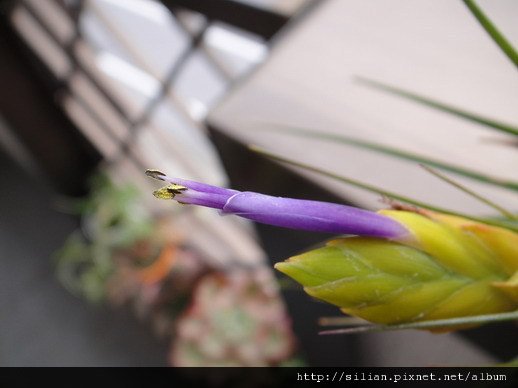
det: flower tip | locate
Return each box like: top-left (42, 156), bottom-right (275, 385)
top-left (273, 262), bottom-right (285, 272)
top-left (145, 169), bottom-right (166, 181)
top-left (274, 262), bottom-right (293, 278)
top-left (274, 261), bottom-right (319, 288)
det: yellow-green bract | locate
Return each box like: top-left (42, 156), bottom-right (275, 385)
top-left (275, 210), bottom-right (518, 328)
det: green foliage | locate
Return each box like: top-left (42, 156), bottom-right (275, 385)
top-left (250, 146), bottom-right (518, 232)
top-left (462, 0), bottom-right (518, 68)
top-left (54, 174), bottom-right (154, 303)
top-left (261, 124), bottom-right (518, 192)
top-left (356, 76), bottom-right (518, 137)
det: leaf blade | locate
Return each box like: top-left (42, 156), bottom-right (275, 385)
top-left (260, 123), bottom-right (518, 192)
top-left (318, 310), bottom-right (518, 335)
top-left (420, 164), bottom-right (517, 220)
top-left (462, 0), bottom-right (518, 69)
top-left (356, 76), bottom-right (518, 137)
top-left (249, 145), bottom-right (518, 232)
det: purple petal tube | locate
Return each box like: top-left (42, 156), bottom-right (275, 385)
top-left (146, 170), bottom-right (409, 239)
top-left (222, 192), bottom-right (408, 239)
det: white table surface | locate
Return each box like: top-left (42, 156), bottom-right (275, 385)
top-left (208, 0), bottom-right (518, 215)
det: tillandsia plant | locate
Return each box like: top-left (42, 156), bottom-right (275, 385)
top-left (145, 170), bottom-right (518, 333)
top-left (147, 0), bottom-right (518, 338)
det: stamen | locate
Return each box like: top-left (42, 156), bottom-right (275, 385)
top-left (145, 169), bottom-right (167, 181)
top-left (152, 184), bottom-right (187, 200)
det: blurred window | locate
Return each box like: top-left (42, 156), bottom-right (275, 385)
top-left (8, 0), bottom-right (313, 185)
top-left (6, 0), bottom-right (313, 264)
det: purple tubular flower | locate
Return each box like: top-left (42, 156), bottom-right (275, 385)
top-left (146, 170), bottom-right (409, 239)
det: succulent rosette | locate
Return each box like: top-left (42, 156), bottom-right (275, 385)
top-left (147, 170), bottom-right (518, 330)
top-left (171, 269), bottom-right (296, 366)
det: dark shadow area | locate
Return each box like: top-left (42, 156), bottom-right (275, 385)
top-left (0, 150), bottom-right (168, 366)
top-left (0, 7), bottom-right (100, 195)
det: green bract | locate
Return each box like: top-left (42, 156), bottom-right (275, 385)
top-left (275, 210), bottom-right (518, 329)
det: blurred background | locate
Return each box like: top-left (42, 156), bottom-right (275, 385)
top-left (0, 0), bottom-right (517, 366)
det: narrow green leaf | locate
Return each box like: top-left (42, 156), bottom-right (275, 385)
top-left (318, 310), bottom-right (518, 335)
top-left (462, 0), bottom-right (518, 68)
top-left (260, 123), bottom-right (518, 192)
top-left (356, 76), bottom-right (518, 137)
top-left (249, 145), bottom-right (518, 232)
top-left (420, 164), bottom-right (517, 220)
top-left (319, 316), bottom-right (367, 326)
top-left (496, 356), bottom-right (518, 367)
